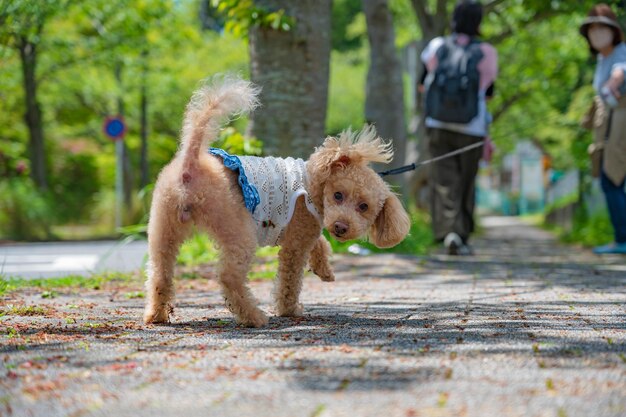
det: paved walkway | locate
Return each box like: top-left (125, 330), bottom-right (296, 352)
top-left (1, 217), bottom-right (625, 417)
top-left (0, 240), bottom-right (147, 279)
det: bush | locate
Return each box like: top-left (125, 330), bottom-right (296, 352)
top-left (213, 126), bottom-right (263, 156)
top-left (561, 211), bottom-right (613, 247)
top-left (50, 151), bottom-right (101, 222)
top-left (0, 178), bottom-right (54, 241)
top-left (177, 232), bottom-right (220, 266)
top-left (326, 49), bottom-right (367, 134)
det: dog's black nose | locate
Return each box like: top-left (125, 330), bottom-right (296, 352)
top-left (334, 221), bottom-right (348, 237)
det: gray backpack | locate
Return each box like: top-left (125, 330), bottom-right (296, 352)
top-left (425, 36), bottom-right (483, 124)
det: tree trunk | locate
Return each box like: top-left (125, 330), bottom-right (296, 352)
top-left (18, 38), bottom-right (47, 190)
top-left (408, 0), bottom-right (450, 208)
top-left (139, 49), bottom-right (149, 188)
top-left (248, 0), bottom-right (332, 159)
top-left (362, 0), bottom-right (407, 187)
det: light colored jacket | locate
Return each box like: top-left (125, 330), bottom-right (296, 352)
top-left (584, 95), bottom-right (626, 186)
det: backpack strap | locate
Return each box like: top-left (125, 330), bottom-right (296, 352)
top-left (448, 34), bottom-right (482, 48)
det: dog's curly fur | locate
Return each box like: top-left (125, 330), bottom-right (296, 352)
top-left (143, 76), bottom-right (411, 327)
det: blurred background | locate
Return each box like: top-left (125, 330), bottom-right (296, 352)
top-left (1, 0), bottom-right (624, 250)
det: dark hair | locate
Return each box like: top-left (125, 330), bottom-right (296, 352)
top-left (452, 0), bottom-right (483, 37)
top-left (580, 3), bottom-right (624, 55)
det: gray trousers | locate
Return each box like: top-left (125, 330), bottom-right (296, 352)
top-left (427, 128), bottom-right (483, 243)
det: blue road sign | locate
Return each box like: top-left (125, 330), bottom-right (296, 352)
top-left (103, 116), bottom-right (126, 140)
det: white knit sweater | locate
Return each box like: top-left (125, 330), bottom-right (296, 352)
top-left (210, 149), bottom-right (321, 246)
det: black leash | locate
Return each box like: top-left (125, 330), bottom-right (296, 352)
top-left (378, 163), bottom-right (417, 177)
top-left (378, 140), bottom-right (485, 177)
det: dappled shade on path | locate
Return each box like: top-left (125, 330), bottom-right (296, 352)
top-left (1, 217), bottom-right (625, 417)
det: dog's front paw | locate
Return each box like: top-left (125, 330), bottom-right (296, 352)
top-left (277, 303), bottom-right (304, 318)
top-left (310, 264), bottom-right (335, 282)
top-left (143, 304), bottom-right (172, 324)
top-left (316, 269), bottom-right (335, 282)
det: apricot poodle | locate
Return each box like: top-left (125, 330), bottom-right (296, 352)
top-left (143, 75), bottom-right (410, 327)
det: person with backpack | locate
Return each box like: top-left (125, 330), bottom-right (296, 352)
top-left (421, 0), bottom-right (497, 255)
top-left (579, 4), bottom-right (626, 255)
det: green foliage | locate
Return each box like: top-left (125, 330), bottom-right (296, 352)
top-left (0, 279), bottom-right (7, 296)
top-left (544, 193), bottom-right (579, 214)
top-left (0, 272), bottom-right (136, 296)
top-left (389, 0), bottom-right (420, 45)
top-left (211, 0), bottom-right (295, 38)
top-left (0, 0), bottom-right (70, 45)
top-left (50, 150), bottom-right (101, 222)
top-left (213, 126), bottom-right (263, 156)
top-left (1, 0), bottom-right (621, 252)
top-left (177, 233), bottom-right (221, 266)
top-left (330, 0), bottom-right (418, 51)
top-left (0, 0), bottom-right (253, 239)
top-left (560, 212), bottom-right (614, 247)
top-left (331, 0), bottom-right (363, 52)
top-left (0, 178), bottom-right (54, 240)
top-left (326, 49), bottom-right (367, 134)
top-left (125, 291), bottom-right (144, 299)
top-left (390, 210), bottom-right (434, 255)
top-left (482, 2), bottom-right (622, 172)
top-left (488, 11), bottom-right (592, 166)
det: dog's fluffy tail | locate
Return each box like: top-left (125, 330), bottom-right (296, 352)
top-left (180, 75), bottom-right (260, 180)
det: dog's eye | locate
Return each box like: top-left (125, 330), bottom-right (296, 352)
top-left (334, 192), bottom-right (343, 202)
top-left (357, 203), bottom-right (368, 213)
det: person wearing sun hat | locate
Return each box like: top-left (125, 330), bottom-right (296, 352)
top-left (579, 3), bottom-right (626, 255)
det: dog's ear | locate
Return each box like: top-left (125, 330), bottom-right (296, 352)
top-left (369, 193), bottom-right (410, 248)
top-left (332, 155), bottom-right (352, 170)
top-left (307, 136), bottom-right (355, 209)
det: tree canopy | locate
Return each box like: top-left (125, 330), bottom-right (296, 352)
top-left (1, 0), bottom-right (625, 238)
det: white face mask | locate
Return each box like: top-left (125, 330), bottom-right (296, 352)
top-left (588, 27), bottom-right (614, 50)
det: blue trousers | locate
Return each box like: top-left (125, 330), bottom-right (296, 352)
top-left (600, 170), bottom-right (626, 244)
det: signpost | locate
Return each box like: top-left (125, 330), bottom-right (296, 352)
top-left (103, 116), bottom-right (127, 230)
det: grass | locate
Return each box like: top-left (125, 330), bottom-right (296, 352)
top-left (249, 258), bottom-right (279, 281)
top-left (125, 291), bottom-right (145, 299)
top-left (177, 233), bottom-right (220, 266)
top-left (543, 211), bottom-right (613, 247)
top-left (0, 304), bottom-right (47, 317)
top-left (0, 271), bottom-right (137, 296)
top-left (561, 212), bottom-right (613, 247)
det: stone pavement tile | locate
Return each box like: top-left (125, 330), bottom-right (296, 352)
top-left (1, 218), bottom-right (625, 417)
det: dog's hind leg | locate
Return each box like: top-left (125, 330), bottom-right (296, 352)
top-left (144, 195), bottom-right (192, 324)
top-left (274, 198), bottom-right (322, 317)
top-left (308, 235), bottom-right (335, 282)
top-left (213, 218), bottom-right (268, 328)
